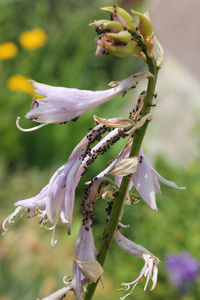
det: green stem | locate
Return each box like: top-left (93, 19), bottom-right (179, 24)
top-left (83, 56), bottom-right (158, 300)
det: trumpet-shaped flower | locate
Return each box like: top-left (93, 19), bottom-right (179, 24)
top-left (3, 124), bottom-right (112, 240)
top-left (22, 72), bottom-right (151, 127)
top-left (114, 229), bottom-right (160, 298)
top-left (129, 148), bottom-right (185, 211)
top-left (42, 178), bottom-right (109, 300)
top-left (96, 142), bottom-right (185, 212)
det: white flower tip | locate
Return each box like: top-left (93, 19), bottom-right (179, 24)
top-left (16, 117), bottom-right (47, 132)
top-left (108, 80), bottom-right (120, 87)
top-left (28, 79), bottom-right (35, 86)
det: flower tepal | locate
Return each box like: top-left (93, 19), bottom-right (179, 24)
top-left (19, 71), bottom-right (152, 128)
top-left (114, 229), bottom-right (160, 299)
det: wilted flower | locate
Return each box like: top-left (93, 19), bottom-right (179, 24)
top-left (0, 42), bottom-right (18, 60)
top-left (18, 72), bottom-right (151, 129)
top-left (114, 229), bottom-right (160, 299)
top-left (165, 252), bottom-right (200, 292)
top-left (19, 28), bottom-right (47, 50)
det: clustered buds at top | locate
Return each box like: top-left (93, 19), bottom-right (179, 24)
top-left (90, 4), bottom-right (164, 65)
top-left (90, 5), bottom-right (142, 58)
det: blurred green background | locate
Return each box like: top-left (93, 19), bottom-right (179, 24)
top-left (0, 0), bottom-right (199, 299)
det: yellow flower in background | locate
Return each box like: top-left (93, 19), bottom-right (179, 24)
top-left (0, 42), bottom-right (18, 60)
top-left (19, 28), bottom-right (47, 50)
top-left (7, 74), bottom-right (34, 95)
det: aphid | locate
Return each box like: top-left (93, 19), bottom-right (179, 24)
top-left (139, 155), bottom-right (143, 163)
top-left (147, 103), bottom-right (157, 108)
top-left (113, 4), bottom-right (117, 13)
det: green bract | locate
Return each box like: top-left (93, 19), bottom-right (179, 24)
top-left (131, 10), bottom-right (153, 39)
top-left (101, 6), bottom-right (136, 31)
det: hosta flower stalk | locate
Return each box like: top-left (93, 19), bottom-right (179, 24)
top-left (2, 4), bottom-right (186, 300)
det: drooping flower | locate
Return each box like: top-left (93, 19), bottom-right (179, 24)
top-left (129, 148), bottom-right (186, 211)
top-left (96, 142), bottom-right (185, 212)
top-left (0, 42), bottom-right (18, 60)
top-left (18, 72), bottom-right (152, 128)
top-left (3, 123), bottom-right (111, 240)
top-left (41, 178), bottom-right (112, 300)
top-left (3, 120), bottom-right (124, 242)
top-left (114, 229), bottom-right (160, 298)
top-left (165, 252), bottom-right (200, 292)
top-left (19, 28), bottom-right (47, 50)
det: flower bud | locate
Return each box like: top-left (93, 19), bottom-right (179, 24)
top-left (89, 20), bottom-right (124, 33)
top-left (107, 30), bottom-right (132, 44)
top-left (131, 10), bottom-right (153, 40)
top-left (101, 5), bottom-right (136, 31)
top-left (97, 36), bottom-right (142, 57)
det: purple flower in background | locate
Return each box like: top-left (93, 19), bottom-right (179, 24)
top-left (165, 252), bottom-right (200, 292)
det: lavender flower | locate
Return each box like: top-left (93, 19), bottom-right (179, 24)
top-left (98, 143), bottom-right (185, 212)
top-left (42, 177), bottom-right (114, 300)
top-left (114, 229), bottom-right (160, 299)
top-left (3, 121), bottom-right (124, 243)
top-left (2, 123), bottom-right (113, 240)
top-left (165, 252), bottom-right (200, 292)
top-left (17, 72), bottom-right (152, 129)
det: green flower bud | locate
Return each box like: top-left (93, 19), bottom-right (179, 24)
top-left (101, 5), bottom-right (136, 31)
top-left (89, 20), bottom-right (124, 33)
top-left (131, 10), bottom-right (153, 39)
top-left (107, 30), bottom-right (132, 44)
top-left (98, 36), bottom-right (142, 57)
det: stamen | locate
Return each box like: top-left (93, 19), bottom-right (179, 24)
top-left (119, 222), bottom-right (130, 228)
top-left (16, 117), bottom-right (47, 132)
top-left (63, 275), bottom-right (71, 285)
top-left (45, 223), bottom-right (59, 246)
top-left (2, 206), bottom-right (23, 235)
top-left (119, 282), bottom-right (138, 300)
